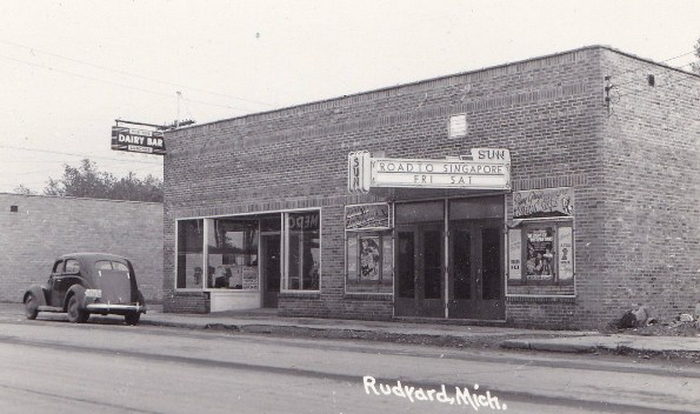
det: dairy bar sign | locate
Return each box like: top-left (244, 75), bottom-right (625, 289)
top-left (111, 126), bottom-right (166, 155)
top-left (348, 149), bottom-right (511, 193)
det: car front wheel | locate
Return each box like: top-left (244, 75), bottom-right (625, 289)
top-left (66, 295), bottom-right (89, 323)
top-left (24, 293), bottom-right (38, 320)
top-left (124, 312), bottom-right (140, 325)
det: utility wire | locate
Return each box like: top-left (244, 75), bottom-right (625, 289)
top-left (0, 145), bottom-right (162, 165)
top-left (616, 63), bottom-right (698, 99)
top-left (0, 53), bottom-right (257, 112)
top-left (608, 50), bottom-right (696, 81)
top-left (0, 38), bottom-right (274, 108)
top-left (613, 59), bottom-right (697, 89)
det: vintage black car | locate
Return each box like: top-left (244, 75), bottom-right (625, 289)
top-left (23, 253), bottom-right (147, 324)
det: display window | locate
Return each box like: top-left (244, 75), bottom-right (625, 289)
top-left (346, 232), bottom-right (393, 294)
top-left (176, 210), bottom-right (321, 293)
top-left (284, 211), bottom-right (320, 291)
top-left (508, 221), bottom-right (574, 284)
top-left (176, 219), bottom-right (204, 289)
top-left (206, 219), bottom-right (259, 290)
top-left (345, 203), bottom-right (392, 294)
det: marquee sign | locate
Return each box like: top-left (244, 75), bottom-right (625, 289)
top-left (348, 149), bottom-right (511, 193)
top-left (111, 126), bottom-right (166, 155)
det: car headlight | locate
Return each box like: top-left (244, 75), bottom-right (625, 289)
top-left (85, 289), bottom-right (102, 298)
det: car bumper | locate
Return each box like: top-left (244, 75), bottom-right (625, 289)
top-left (85, 303), bottom-right (146, 313)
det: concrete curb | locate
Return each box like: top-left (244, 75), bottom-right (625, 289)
top-left (500, 338), bottom-right (700, 358)
top-left (141, 317), bottom-right (700, 358)
top-left (140, 318), bottom-right (496, 347)
top-left (500, 339), bottom-right (596, 353)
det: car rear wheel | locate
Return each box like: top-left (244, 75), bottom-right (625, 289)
top-left (66, 295), bottom-right (89, 323)
top-left (124, 312), bottom-right (140, 325)
top-left (24, 293), bottom-right (38, 320)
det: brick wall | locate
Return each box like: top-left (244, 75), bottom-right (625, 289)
top-left (591, 50), bottom-right (700, 325)
top-left (163, 46), bottom-right (698, 328)
top-left (0, 193), bottom-right (163, 303)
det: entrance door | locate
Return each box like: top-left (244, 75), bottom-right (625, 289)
top-left (395, 223), bottom-right (444, 317)
top-left (260, 234), bottom-right (281, 308)
top-left (448, 220), bottom-right (504, 320)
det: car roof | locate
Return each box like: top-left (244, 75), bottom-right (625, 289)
top-left (56, 252), bottom-right (130, 262)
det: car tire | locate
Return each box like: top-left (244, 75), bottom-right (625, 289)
top-left (124, 312), bottom-right (140, 325)
top-left (24, 293), bottom-right (39, 320)
top-left (66, 295), bottom-right (89, 323)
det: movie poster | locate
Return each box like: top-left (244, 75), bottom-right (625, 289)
top-left (359, 236), bottom-right (381, 281)
top-left (525, 227), bottom-right (555, 280)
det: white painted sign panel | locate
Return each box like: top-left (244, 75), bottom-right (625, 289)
top-left (448, 113), bottom-right (468, 138)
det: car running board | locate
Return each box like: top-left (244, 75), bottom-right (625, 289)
top-left (37, 306), bottom-right (63, 313)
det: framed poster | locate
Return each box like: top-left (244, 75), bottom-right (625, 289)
top-left (508, 229), bottom-right (522, 280)
top-left (359, 236), bottom-right (381, 281)
top-left (558, 226), bottom-right (573, 280)
top-left (525, 227), bottom-right (555, 281)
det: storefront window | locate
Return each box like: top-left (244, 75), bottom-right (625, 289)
top-left (207, 219), bottom-right (259, 290)
top-left (346, 232), bottom-right (392, 294)
top-left (508, 188), bottom-right (575, 290)
top-left (285, 211), bottom-right (320, 291)
top-left (508, 221), bottom-right (574, 284)
top-left (176, 219), bottom-right (203, 289)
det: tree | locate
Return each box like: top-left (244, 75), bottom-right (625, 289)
top-left (12, 184), bottom-right (36, 195)
top-left (43, 159), bottom-right (163, 202)
top-left (692, 37), bottom-right (700, 75)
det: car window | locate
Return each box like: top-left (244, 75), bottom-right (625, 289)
top-left (113, 262), bottom-right (129, 272)
top-left (64, 259), bottom-right (80, 274)
top-left (97, 261), bottom-right (131, 279)
top-left (52, 260), bottom-right (64, 274)
top-left (95, 261), bottom-right (113, 270)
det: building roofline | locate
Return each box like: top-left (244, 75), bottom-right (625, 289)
top-left (0, 192), bottom-right (163, 206)
top-left (599, 45), bottom-right (700, 79)
top-left (170, 44), bottom-right (699, 133)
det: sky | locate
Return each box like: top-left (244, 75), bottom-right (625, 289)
top-left (0, 0), bottom-right (698, 193)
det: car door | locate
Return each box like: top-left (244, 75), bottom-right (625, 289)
top-left (51, 258), bottom-right (80, 308)
top-left (47, 260), bottom-right (64, 307)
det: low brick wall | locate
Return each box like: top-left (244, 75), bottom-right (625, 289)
top-left (0, 193), bottom-right (163, 303)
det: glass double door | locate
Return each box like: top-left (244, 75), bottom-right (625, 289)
top-left (395, 223), bottom-right (444, 317)
top-left (448, 220), bottom-right (504, 320)
top-left (394, 219), bottom-right (504, 320)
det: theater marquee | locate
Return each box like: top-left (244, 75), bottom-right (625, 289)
top-left (348, 149), bottom-right (511, 193)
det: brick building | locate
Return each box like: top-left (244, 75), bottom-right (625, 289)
top-left (1, 193), bottom-right (163, 303)
top-left (162, 46), bottom-right (699, 328)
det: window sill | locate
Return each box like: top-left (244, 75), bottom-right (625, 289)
top-left (508, 280), bottom-right (574, 286)
top-left (343, 292), bottom-right (393, 301)
top-left (506, 295), bottom-right (576, 303)
top-left (279, 291), bottom-right (321, 300)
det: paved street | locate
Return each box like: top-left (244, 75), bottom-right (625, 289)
top-left (0, 313), bottom-right (698, 414)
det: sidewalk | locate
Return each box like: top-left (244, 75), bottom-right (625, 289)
top-left (3, 302), bottom-right (699, 357)
top-left (138, 305), bottom-right (700, 357)
top-left (139, 305), bottom-right (594, 348)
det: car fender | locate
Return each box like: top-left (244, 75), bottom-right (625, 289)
top-left (23, 285), bottom-right (48, 306)
top-left (64, 284), bottom-right (87, 311)
top-left (137, 290), bottom-right (147, 313)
